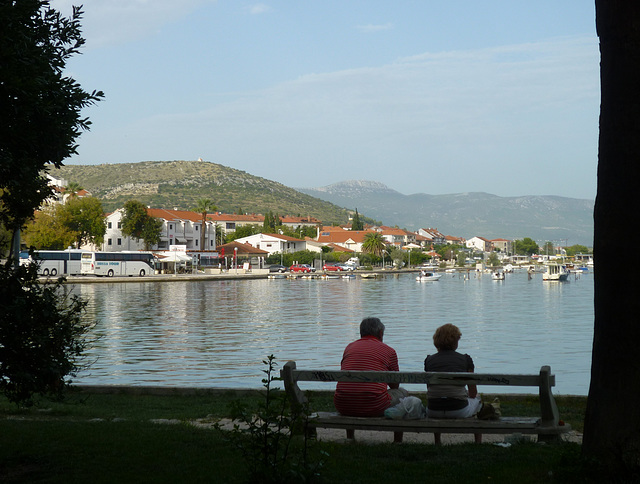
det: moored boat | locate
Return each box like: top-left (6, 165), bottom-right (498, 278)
top-left (416, 271), bottom-right (442, 281)
top-left (542, 262), bottom-right (569, 281)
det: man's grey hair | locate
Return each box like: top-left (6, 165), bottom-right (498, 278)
top-left (360, 317), bottom-right (385, 337)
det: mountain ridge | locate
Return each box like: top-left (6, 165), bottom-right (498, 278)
top-left (52, 161), bottom-right (594, 246)
top-left (297, 180), bottom-right (594, 246)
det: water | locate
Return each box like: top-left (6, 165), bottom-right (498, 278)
top-left (70, 270), bottom-right (594, 395)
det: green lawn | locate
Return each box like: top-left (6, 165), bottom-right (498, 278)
top-left (0, 388), bottom-right (593, 483)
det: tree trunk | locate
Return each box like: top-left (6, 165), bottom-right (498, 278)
top-left (583, 1), bottom-right (640, 475)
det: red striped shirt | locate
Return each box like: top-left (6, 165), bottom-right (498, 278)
top-left (333, 336), bottom-right (400, 417)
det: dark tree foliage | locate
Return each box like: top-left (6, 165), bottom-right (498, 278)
top-left (351, 209), bottom-right (363, 231)
top-left (0, 1), bottom-right (103, 239)
top-left (0, 1), bottom-right (101, 405)
top-left (121, 200), bottom-right (162, 250)
top-left (0, 260), bottom-right (93, 405)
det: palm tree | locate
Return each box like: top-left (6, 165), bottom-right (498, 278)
top-left (362, 232), bottom-right (386, 258)
top-left (64, 181), bottom-right (83, 199)
top-left (193, 198), bottom-right (216, 251)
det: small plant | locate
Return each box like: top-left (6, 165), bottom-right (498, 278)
top-left (215, 355), bottom-right (325, 483)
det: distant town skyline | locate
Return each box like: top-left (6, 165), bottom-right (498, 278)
top-left (55, 1), bottom-right (598, 200)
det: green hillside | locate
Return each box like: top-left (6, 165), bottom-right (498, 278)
top-left (51, 160), bottom-right (351, 224)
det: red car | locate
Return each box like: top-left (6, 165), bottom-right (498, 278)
top-left (290, 264), bottom-right (312, 273)
top-left (322, 263), bottom-right (343, 272)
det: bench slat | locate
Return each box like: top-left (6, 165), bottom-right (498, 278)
top-left (308, 413), bottom-right (571, 435)
top-left (291, 369), bottom-right (553, 387)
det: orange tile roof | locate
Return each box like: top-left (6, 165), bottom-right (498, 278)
top-left (316, 229), bottom-right (376, 244)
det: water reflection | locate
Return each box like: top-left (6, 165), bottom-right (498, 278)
top-left (70, 271), bottom-right (594, 394)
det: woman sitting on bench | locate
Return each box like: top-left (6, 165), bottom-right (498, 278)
top-left (424, 323), bottom-right (483, 444)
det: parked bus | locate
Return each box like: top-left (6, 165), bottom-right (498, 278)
top-left (19, 249), bottom-right (84, 276)
top-left (81, 251), bottom-right (155, 277)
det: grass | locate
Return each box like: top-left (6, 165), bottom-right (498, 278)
top-left (0, 388), bottom-right (592, 483)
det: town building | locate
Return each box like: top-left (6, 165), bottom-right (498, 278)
top-left (466, 236), bottom-right (493, 252)
top-left (101, 208), bottom-right (217, 252)
top-left (233, 233), bottom-right (308, 256)
top-left (490, 238), bottom-right (513, 254)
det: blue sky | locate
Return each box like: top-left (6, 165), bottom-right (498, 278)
top-left (54, 1), bottom-right (599, 200)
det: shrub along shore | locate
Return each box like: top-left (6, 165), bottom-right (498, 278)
top-left (0, 386), bottom-right (592, 483)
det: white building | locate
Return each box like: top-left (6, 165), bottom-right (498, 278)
top-left (233, 233), bottom-right (307, 256)
top-left (466, 236), bottom-right (493, 252)
top-left (101, 208), bottom-right (217, 252)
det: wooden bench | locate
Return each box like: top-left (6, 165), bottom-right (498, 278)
top-left (281, 361), bottom-right (571, 443)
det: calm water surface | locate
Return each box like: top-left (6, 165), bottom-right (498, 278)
top-left (71, 271), bottom-right (594, 395)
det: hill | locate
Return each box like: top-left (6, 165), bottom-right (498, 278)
top-left (51, 162), bottom-right (594, 246)
top-left (298, 180), bottom-right (594, 246)
top-left (51, 161), bottom-right (351, 224)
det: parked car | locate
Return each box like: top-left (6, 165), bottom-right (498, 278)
top-left (290, 264), bottom-right (312, 273)
top-left (300, 264), bottom-right (317, 272)
top-left (336, 263), bottom-right (354, 271)
top-left (322, 263), bottom-right (343, 272)
top-left (269, 264), bottom-right (287, 273)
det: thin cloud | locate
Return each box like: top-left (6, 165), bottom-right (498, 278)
top-left (51, 0), bottom-right (213, 48)
top-left (76, 35), bottom-right (597, 198)
top-left (356, 23), bottom-right (394, 33)
top-left (247, 3), bottom-right (271, 15)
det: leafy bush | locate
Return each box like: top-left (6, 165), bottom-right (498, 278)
top-left (215, 355), bottom-right (325, 483)
top-left (0, 260), bottom-right (94, 405)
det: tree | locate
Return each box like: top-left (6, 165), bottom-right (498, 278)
top-left (193, 198), bottom-right (216, 251)
top-left (0, 2), bottom-right (103, 257)
top-left (514, 237), bottom-right (539, 255)
top-left (582, 2), bottom-right (640, 478)
top-left (263, 211), bottom-right (281, 233)
top-left (58, 196), bottom-right (106, 248)
top-left (225, 224), bottom-right (260, 242)
top-left (64, 181), bottom-right (83, 199)
top-left (351, 209), bottom-right (364, 231)
top-left (540, 241), bottom-right (554, 256)
top-left (0, 1), bottom-right (101, 405)
top-left (121, 200), bottom-right (162, 250)
top-left (361, 232), bottom-right (386, 258)
top-left (0, 262), bottom-right (93, 404)
top-left (22, 208), bottom-right (76, 249)
top-left (566, 244), bottom-right (590, 257)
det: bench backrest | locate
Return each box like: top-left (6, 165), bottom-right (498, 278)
top-left (285, 368), bottom-right (554, 387)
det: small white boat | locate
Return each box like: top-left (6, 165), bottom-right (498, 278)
top-left (416, 271), bottom-right (442, 282)
top-left (360, 272), bottom-right (380, 279)
top-left (542, 262), bottom-right (569, 281)
top-left (491, 271), bottom-right (505, 281)
top-left (320, 274), bottom-right (341, 279)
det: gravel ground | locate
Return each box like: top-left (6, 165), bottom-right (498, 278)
top-left (209, 418), bottom-right (582, 446)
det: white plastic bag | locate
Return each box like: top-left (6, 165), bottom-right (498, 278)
top-left (384, 396), bottom-right (426, 420)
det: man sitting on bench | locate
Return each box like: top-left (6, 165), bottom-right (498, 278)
top-left (334, 317), bottom-right (408, 442)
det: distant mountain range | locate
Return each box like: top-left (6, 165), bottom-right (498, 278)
top-left (52, 161), bottom-right (594, 246)
top-left (298, 180), bottom-right (594, 246)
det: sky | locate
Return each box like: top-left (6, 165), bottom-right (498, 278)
top-left (53, 1), bottom-right (599, 200)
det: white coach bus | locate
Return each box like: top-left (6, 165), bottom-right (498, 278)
top-left (81, 251), bottom-right (155, 277)
top-left (19, 249), bottom-right (84, 276)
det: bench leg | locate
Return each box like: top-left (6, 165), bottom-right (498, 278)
top-left (346, 429), bottom-right (355, 439)
top-left (434, 432), bottom-right (442, 445)
top-left (394, 431), bottom-right (403, 443)
top-left (474, 433), bottom-right (482, 444)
